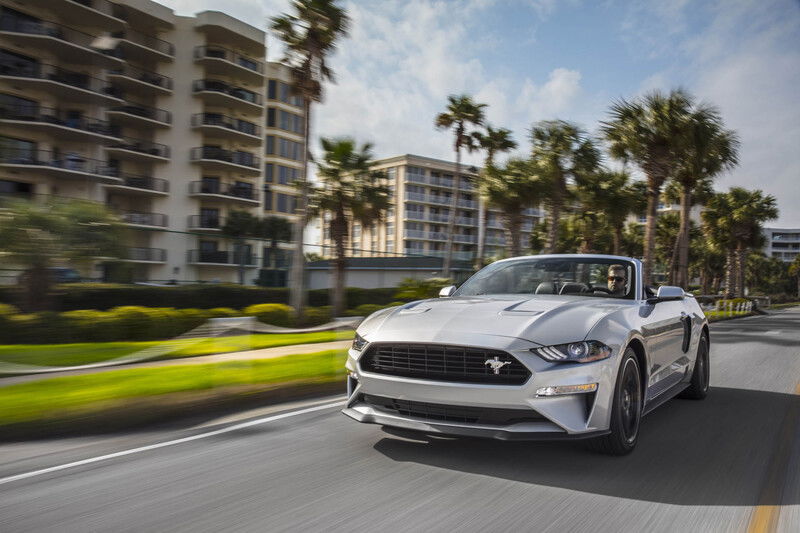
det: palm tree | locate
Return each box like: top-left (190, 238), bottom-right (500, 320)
top-left (222, 210), bottom-right (260, 285)
top-left (435, 94), bottom-right (487, 277)
top-left (601, 89), bottom-right (695, 284)
top-left (473, 125), bottom-right (517, 267)
top-left (788, 254), bottom-right (800, 298)
top-left (270, 0), bottom-right (350, 319)
top-left (670, 106), bottom-right (739, 287)
top-left (481, 159), bottom-right (543, 257)
top-left (307, 137), bottom-right (390, 316)
top-left (260, 216), bottom-right (294, 270)
top-left (530, 120), bottom-right (600, 255)
top-left (0, 198), bottom-right (126, 311)
top-left (663, 176), bottom-right (715, 284)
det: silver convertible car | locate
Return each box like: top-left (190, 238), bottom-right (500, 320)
top-left (342, 254), bottom-right (710, 455)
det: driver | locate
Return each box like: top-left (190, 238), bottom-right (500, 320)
top-left (607, 264), bottom-right (627, 297)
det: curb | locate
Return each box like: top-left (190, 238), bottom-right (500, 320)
top-left (0, 377), bottom-right (345, 442)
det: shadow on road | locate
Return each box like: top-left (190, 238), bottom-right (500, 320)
top-left (373, 386), bottom-right (799, 506)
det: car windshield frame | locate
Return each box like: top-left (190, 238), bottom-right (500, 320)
top-left (454, 255), bottom-right (639, 300)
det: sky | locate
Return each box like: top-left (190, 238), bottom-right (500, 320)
top-left (157, 0), bottom-right (800, 227)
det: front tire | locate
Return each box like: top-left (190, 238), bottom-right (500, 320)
top-left (679, 333), bottom-right (709, 400)
top-left (589, 348), bottom-right (642, 456)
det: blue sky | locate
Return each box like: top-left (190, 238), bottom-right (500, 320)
top-left (158, 0), bottom-right (800, 226)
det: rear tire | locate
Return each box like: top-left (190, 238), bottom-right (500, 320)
top-left (679, 333), bottom-right (709, 400)
top-left (588, 348), bottom-right (642, 456)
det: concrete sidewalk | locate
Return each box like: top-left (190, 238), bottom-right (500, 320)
top-left (0, 340), bottom-right (353, 388)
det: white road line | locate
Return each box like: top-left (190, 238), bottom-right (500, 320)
top-left (0, 399), bottom-right (346, 487)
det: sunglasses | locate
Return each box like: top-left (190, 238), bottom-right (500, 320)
top-left (608, 276), bottom-right (625, 282)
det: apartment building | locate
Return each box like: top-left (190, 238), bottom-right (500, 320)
top-left (763, 227), bottom-right (800, 263)
top-left (319, 154), bottom-right (542, 263)
top-left (0, 0), bottom-right (302, 284)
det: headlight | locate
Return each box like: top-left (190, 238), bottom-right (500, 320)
top-left (352, 332), bottom-right (368, 352)
top-left (531, 341), bottom-right (612, 363)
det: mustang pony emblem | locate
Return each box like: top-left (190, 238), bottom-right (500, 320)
top-left (484, 356), bottom-right (512, 374)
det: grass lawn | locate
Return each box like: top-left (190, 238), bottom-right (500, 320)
top-left (705, 310), bottom-right (754, 321)
top-left (769, 301), bottom-right (800, 310)
top-left (0, 330), bottom-right (354, 368)
top-left (0, 349), bottom-right (347, 427)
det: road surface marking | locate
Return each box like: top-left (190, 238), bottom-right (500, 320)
top-left (0, 399), bottom-right (346, 486)
top-left (747, 382), bottom-right (800, 533)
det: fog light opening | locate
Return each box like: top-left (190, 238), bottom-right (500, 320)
top-left (536, 383), bottom-right (598, 397)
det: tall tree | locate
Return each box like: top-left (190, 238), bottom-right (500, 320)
top-left (670, 106), bottom-right (739, 287)
top-left (307, 138), bottom-right (389, 316)
top-left (788, 254), bottom-right (800, 299)
top-left (530, 120), bottom-right (599, 255)
top-left (602, 89), bottom-right (695, 284)
top-left (481, 159), bottom-right (543, 257)
top-left (434, 94), bottom-right (486, 277)
top-left (473, 125), bottom-right (516, 267)
top-left (260, 216), bottom-right (294, 270)
top-left (270, 0), bottom-right (350, 320)
top-left (663, 176), bottom-right (715, 284)
top-left (0, 198), bottom-right (126, 311)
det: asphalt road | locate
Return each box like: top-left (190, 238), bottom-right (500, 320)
top-left (1, 309), bottom-right (798, 533)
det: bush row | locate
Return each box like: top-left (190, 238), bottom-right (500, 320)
top-left (0, 284), bottom-right (401, 312)
top-left (0, 302), bottom-right (401, 345)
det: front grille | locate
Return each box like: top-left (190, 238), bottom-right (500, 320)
top-left (363, 394), bottom-right (544, 425)
top-left (360, 343), bottom-right (531, 385)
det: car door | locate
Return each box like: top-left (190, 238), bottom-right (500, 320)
top-left (640, 299), bottom-right (690, 402)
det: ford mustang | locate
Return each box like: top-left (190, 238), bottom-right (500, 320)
top-left (342, 254), bottom-right (709, 455)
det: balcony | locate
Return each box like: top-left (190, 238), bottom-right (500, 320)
top-left (188, 215), bottom-right (225, 231)
top-left (106, 136), bottom-right (170, 161)
top-left (190, 147), bottom-right (260, 174)
top-left (110, 28), bottom-right (174, 61)
top-left (0, 15), bottom-right (123, 67)
top-left (107, 102), bottom-right (171, 128)
top-left (0, 105), bottom-right (121, 142)
top-left (104, 174), bottom-right (169, 196)
top-left (119, 212), bottom-right (167, 228)
top-left (191, 113), bottom-right (261, 143)
top-left (126, 247), bottom-right (167, 263)
top-left (0, 148), bottom-right (118, 182)
top-left (189, 181), bottom-right (259, 204)
top-left (49, 0), bottom-right (126, 30)
top-left (404, 249), bottom-right (473, 262)
top-left (404, 172), bottom-right (476, 191)
top-left (194, 46), bottom-right (264, 83)
top-left (107, 65), bottom-right (172, 95)
top-left (193, 79), bottom-right (263, 112)
top-left (188, 249), bottom-right (257, 267)
top-left (0, 62), bottom-right (123, 105)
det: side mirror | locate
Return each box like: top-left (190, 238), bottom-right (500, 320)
top-left (647, 286), bottom-right (684, 304)
top-left (439, 285), bottom-right (456, 297)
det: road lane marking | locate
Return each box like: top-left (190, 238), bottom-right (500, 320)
top-left (0, 399), bottom-right (346, 486)
top-left (747, 383), bottom-right (800, 533)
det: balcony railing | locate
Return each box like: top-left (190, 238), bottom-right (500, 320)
top-left (120, 212), bottom-right (167, 227)
top-left (193, 79), bottom-right (262, 106)
top-left (110, 173), bottom-right (168, 193)
top-left (0, 148), bottom-right (116, 176)
top-left (109, 102), bottom-right (171, 124)
top-left (128, 247), bottom-right (166, 262)
top-left (107, 64), bottom-right (172, 91)
top-left (188, 215), bottom-right (225, 230)
top-left (109, 136), bottom-right (170, 158)
top-left (404, 173), bottom-right (475, 191)
top-left (111, 28), bottom-right (174, 56)
top-left (0, 14), bottom-right (122, 60)
top-left (191, 113), bottom-right (260, 137)
top-left (188, 249), bottom-right (256, 265)
top-left (189, 181), bottom-right (258, 201)
top-left (0, 105), bottom-right (118, 136)
top-left (191, 147), bottom-right (259, 168)
top-left (0, 61), bottom-right (121, 98)
top-left (194, 46), bottom-right (263, 74)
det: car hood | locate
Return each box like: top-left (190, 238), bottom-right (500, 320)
top-left (358, 295), bottom-right (632, 347)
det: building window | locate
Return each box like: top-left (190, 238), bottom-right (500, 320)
top-left (267, 80), bottom-right (276, 99)
top-left (263, 189), bottom-right (273, 211)
top-left (276, 193), bottom-right (295, 213)
top-left (267, 107), bottom-right (276, 127)
top-left (265, 163), bottom-right (274, 183)
top-left (266, 135), bottom-right (275, 155)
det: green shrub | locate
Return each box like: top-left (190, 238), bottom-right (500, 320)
top-left (394, 278), bottom-right (452, 301)
top-left (243, 303), bottom-right (293, 327)
top-left (206, 307), bottom-right (240, 318)
top-left (303, 306), bottom-right (332, 327)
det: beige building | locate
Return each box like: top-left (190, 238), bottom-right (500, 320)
top-left (0, 0), bottom-right (302, 284)
top-left (318, 154), bottom-right (542, 263)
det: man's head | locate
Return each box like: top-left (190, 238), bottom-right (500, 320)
top-left (607, 264), bottom-right (627, 295)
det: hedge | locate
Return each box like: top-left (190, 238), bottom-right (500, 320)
top-left (0, 284), bottom-right (400, 312)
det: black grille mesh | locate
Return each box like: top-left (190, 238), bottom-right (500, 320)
top-left (360, 343), bottom-right (530, 385)
top-left (363, 394), bottom-right (544, 425)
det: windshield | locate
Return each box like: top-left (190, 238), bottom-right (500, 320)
top-left (455, 257), bottom-right (636, 299)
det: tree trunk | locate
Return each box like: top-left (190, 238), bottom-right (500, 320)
top-left (502, 211), bottom-right (522, 258)
top-left (24, 264), bottom-right (51, 312)
top-left (443, 144), bottom-right (461, 278)
top-left (290, 98), bottom-right (312, 321)
top-left (475, 196), bottom-right (487, 270)
top-left (736, 244), bottom-right (746, 298)
top-left (642, 185), bottom-right (660, 286)
top-left (237, 238), bottom-right (245, 285)
top-left (613, 226), bottom-right (622, 256)
top-left (673, 186), bottom-right (692, 288)
top-left (330, 211), bottom-right (347, 317)
top-left (724, 248), bottom-right (735, 298)
top-left (545, 195), bottom-right (561, 254)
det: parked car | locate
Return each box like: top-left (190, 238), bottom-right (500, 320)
top-left (343, 254), bottom-right (709, 455)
